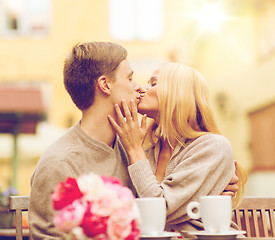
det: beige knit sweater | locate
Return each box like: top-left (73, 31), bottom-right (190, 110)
top-left (128, 133), bottom-right (237, 237)
top-left (29, 123), bottom-right (132, 240)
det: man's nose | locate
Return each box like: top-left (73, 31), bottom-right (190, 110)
top-left (133, 81), bottom-right (142, 92)
top-left (133, 81), bottom-right (147, 94)
top-left (141, 84), bottom-right (150, 92)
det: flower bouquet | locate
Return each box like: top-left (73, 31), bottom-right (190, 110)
top-left (52, 173), bottom-right (140, 240)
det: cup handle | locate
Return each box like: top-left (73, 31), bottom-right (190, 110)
top-left (186, 201), bottom-right (201, 219)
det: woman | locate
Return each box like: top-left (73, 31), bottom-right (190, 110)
top-left (108, 62), bottom-right (247, 236)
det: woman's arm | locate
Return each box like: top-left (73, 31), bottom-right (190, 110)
top-left (128, 134), bottom-right (235, 225)
top-left (108, 100), bottom-right (235, 225)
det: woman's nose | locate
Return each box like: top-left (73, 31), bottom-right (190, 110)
top-left (142, 84), bottom-right (150, 92)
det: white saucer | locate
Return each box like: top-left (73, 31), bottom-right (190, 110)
top-left (140, 231), bottom-right (181, 239)
top-left (186, 230), bottom-right (246, 239)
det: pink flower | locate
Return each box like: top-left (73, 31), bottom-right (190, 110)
top-left (101, 176), bottom-right (122, 186)
top-left (81, 203), bottom-right (109, 238)
top-left (115, 185), bottom-right (135, 203)
top-left (126, 220), bottom-right (140, 240)
top-left (92, 190), bottom-right (119, 217)
top-left (94, 234), bottom-right (109, 240)
top-left (107, 218), bottom-right (132, 240)
top-left (107, 204), bottom-right (137, 240)
top-left (104, 183), bottom-right (134, 208)
top-left (52, 177), bottom-right (83, 210)
top-left (53, 199), bottom-right (86, 233)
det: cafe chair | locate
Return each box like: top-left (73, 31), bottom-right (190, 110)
top-left (233, 196), bottom-right (275, 238)
top-left (9, 196), bottom-right (30, 240)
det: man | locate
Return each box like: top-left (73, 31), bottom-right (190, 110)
top-left (29, 42), bottom-right (238, 239)
top-left (29, 42), bottom-right (141, 239)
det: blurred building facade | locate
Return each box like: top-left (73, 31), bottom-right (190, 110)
top-left (0, 0), bottom-right (274, 195)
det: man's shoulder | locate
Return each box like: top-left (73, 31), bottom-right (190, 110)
top-left (31, 148), bottom-right (74, 183)
top-left (39, 123), bottom-right (84, 160)
top-left (31, 127), bottom-right (79, 178)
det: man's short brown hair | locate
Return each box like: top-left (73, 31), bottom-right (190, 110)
top-left (64, 42), bottom-right (127, 110)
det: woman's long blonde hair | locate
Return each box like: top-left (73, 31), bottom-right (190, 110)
top-left (144, 62), bottom-right (247, 208)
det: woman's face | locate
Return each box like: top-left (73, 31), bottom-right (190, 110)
top-left (138, 69), bottom-right (159, 119)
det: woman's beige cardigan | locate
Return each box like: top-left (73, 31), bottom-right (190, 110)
top-left (128, 133), bottom-right (238, 237)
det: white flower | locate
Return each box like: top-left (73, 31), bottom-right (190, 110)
top-left (77, 173), bottom-right (105, 201)
top-left (91, 189), bottom-right (120, 217)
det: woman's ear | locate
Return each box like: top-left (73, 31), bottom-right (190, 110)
top-left (97, 76), bottom-right (111, 95)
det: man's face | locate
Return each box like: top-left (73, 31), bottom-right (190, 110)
top-left (109, 59), bottom-right (141, 108)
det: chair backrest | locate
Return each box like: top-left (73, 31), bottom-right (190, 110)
top-left (233, 196), bottom-right (275, 238)
top-left (9, 196), bottom-right (30, 240)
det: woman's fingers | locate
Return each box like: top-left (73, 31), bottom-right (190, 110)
top-left (114, 103), bottom-right (125, 125)
top-left (121, 99), bottom-right (132, 122)
top-left (229, 174), bottom-right (239, 185)
top-left (221, 191), bottom-right (235, 198)
top-left (130, 100), bottom-right (147, 130)
top-left (224, 182), bottom-right (238, 192)
top-left (130, 100), bottom-right (139, 125)
top-left (141, 114), bottom-right (147, 130)
top-left (107, 115), bottom-right (121, 132)
top-left (111, 99), bottom-right (146, 131)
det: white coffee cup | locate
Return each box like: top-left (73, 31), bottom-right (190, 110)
top-left (135, 197), bottom-right (166, 236)
top-left (186, 195), bottom-right (232, 233)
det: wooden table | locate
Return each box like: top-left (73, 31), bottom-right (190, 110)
top-left (183, 238), bottom-right (275, 240)
top-left (1, 229), bottom-right (274, 240)
top-left (236, 238), bottom-right (275, 240)
top-left (140, 234), bottom-right (275, 240)
top-left (140, 238), bottom-right (275, 240)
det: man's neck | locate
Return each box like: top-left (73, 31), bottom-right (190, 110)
top-left (80, 105), bottom-right (116, 148)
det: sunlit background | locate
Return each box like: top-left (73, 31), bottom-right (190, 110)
top-left (0, 0), bottom-right (275, 197)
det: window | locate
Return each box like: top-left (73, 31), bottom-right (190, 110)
top-left (256, 0), bottom-right (275, 59)
top-left (0, 0), bottom-right (51, 37)
top-left (249, 102), bottom-right (275, 170)
top-left (109, 0), bottom-right (164, 41)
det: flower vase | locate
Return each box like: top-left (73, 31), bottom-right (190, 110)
top-left (0, 207), bottom-right (14, 229)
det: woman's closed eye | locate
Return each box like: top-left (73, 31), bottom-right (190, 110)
top-left (148, 76), bottom-right (157, 87)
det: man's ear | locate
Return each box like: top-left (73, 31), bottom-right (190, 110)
top-left (97, 75), bottom-right (111, 95)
